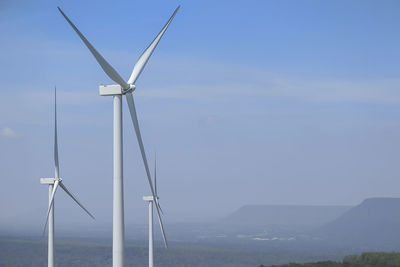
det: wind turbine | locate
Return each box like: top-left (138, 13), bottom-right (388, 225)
top-left (143, 152), bottom-right (162, 267)
top-left (57, 5), bottom-right (180, 267)
top-left (40, 87), bottom-right (95, 267)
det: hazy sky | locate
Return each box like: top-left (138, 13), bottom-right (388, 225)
top-left (1, 0), bottom-right (400, 230)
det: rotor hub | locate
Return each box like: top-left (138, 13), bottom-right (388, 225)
top-left (123, 84), bottom-right (136, 94)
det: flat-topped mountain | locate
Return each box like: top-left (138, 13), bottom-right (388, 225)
top-left (223, 204), bottom-right (352, 226)
top-left (319, 197), bottom-right (400, 245)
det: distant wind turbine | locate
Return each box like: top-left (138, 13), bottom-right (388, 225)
top-left (41, 87), bottom-right (95, 267)
top-left (143, 152), bottom-right (164, 267)
top-left (57, 6), bottom-right (180, 267)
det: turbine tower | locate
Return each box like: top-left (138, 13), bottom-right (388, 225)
top-left (41, 87), bottom-right (95, 267)
top-left (143, 152), bottom-right (161, 267)
top-left (57, 6), bottom-right (180, 267)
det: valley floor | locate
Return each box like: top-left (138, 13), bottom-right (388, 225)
top-left (0, 236), bottom-right (346, 267)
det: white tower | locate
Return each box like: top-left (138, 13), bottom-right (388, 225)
top-left (40, 178), bottom-right (56, 267)
top-left (143, 195), bottom-right (157, 267)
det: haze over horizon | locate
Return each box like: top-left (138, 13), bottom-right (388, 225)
top-left (1, 0), bottom-right (400, 231)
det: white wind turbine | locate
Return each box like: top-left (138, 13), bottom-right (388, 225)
top-left (57, 6), bottom-right (180, 267)
top-left (143, 152), bottom-right (162, 267)
top-left (40, 88), bottom-right (95, 267)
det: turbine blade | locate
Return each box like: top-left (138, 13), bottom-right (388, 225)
top-left (57, 7), bottom-right (129, 89)
top-left (43, 180), bottom-right (59, 235)
top-left (154, 200), bottom-right (168, 248)
top-left (158, 201), bottom-right (164, 215)
top-left (127, 5), bottom-right (180, 85)
top-left (154, 152), bottom-right (164, 215)
top-left (154, 150), bottom-right (157, 197)
top-left (125, 93), bottom-right (168, 247)
top-left (125, 93), bottom-right (155, 197)
top-left (59, 182), bottom-right (95, 220)
top-left (54, 87), bottom-right (59, 179)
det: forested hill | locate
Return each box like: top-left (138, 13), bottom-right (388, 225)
top-left (224, 205), bottom-right (352, 226)
top-left (265, 252), bottom-right (400, 267)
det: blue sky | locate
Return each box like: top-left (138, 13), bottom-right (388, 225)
top-left (1, 0), bottom-right (400, 231)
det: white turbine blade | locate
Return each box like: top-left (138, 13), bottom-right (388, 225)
top-left (57, 7), bottom-right (129, 90)
top-left (158, 201), bottom-right (164, 215)
top-left (125, 93), bottom-right (156, 198)
top-left (127, 5), bottom-right (180, 85)
top-left (59, 182), bottom-right (95, 220)
top-left (154, 153), bottom-right (164, 215)
top-left (154, 151), bottom-right (157, 197)
top-left (43, 180), bottom-right (60, 235)
top-left (54, 87), bottom-right (60, 179)
top-left (155, 200), bottom-right (168, 248)
top-left (125, 93), bottom-right (168, 247)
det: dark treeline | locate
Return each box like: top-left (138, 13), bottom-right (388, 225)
top-left (265, 252), bottom-right (400, 267)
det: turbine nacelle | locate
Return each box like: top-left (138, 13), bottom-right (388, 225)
top-left (99, 84), bottom-right (136, 96)
top-left (40, 177), bottom-right (62, 185)
top-left (143, 195), bottom-right (159, 202)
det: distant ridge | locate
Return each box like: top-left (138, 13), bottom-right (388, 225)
top-left (319, 197), bottom-right (400, 245)
top-left (223, 204), bottom-right (352, 226)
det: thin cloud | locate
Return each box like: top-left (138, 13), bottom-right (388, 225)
top-left (134, 56), bottom-right (400, 105)
top-left (0, 127), bottom-right (19, 138)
